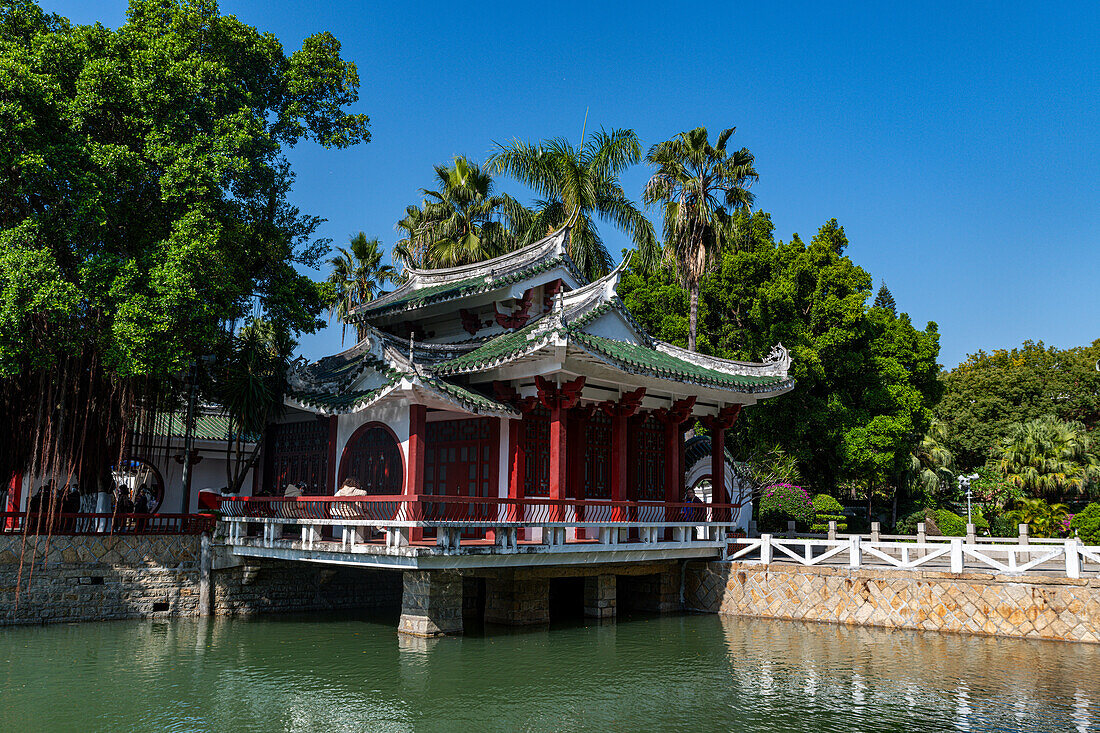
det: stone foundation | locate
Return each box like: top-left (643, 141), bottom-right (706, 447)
top-left (584, 574), bottom-right (616, 618)
top-left (398, 570), bottom-right (464, 637)
top-left (618, 568), bottom-right (680, 613)
top-left (686, 560), bottom-right (1100, 643)
top-left (484, 572), bottom-right (550, 626)
top-left (0, 535), bottom-right (400, 626)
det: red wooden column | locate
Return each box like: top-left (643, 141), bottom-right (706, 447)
top-left (600, 388), bottom-right (646, 522)
top-left (5, 472), bottom-right (20, 530)
top-left (657, 397), bottom-right (696, 531)
top-left (406, 403), bottom-right (427, 540)
top-left (536, 376), bottom-right (585, 521)
top-left (702, 405), bottom-right (742, 521)
top-left (494, 382), bottom-right (538, 524)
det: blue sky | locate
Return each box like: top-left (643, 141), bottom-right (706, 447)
top-left (47, 1), bottom-right (1100, 369)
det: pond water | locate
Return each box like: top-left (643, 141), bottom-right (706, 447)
top-left (1, 612), bottom-right (1097, 732)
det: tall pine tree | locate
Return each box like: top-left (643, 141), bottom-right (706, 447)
top-left (874, 283), bottom-right (897, 314)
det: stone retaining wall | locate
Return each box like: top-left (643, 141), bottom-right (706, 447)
top-left (0, 535), bottom-right (400, 626)
top-left (685, 560), bottom-right (1100, 643)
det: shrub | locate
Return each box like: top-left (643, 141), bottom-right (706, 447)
top-left (1070, 503), bottom-right (1100, 545)
top-left (758, 484), bottom-right (815, 532)
top-left (989, 514), bottom-right (1018, 538)
top-left (896, 507), bottom-right (967, 536)
top-left (810, 493), bottom-right (847, 533)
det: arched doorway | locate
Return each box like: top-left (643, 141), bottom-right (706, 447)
top-left (112, 459), bottom-right (166, 512)
top-left (338, 423), bottom-right (404, 494)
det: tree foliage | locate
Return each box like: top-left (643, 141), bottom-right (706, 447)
top-left (327, 233), bottom-right (395, 344)
top-left (488, 128), bottom-right (657, 280)
top-left (619, 213), bottom-right (941, 496)
top-left (0, 0), bottom-right (369, 483)
top-left (994, 415), bottom-right (1099, 497)
top-left (873, 283), bottom-right (896, 314)
top-left (393, 157), bottom-right (527, 272)
top-left (642, 126), bottom-right (757, 351)
top-left (936, 340), bottom-right (1100, 470)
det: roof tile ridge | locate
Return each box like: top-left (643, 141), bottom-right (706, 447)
top-left (404, 226), bottom-right (569, 285)
top-left (651, 340), bottom-right (792, 377)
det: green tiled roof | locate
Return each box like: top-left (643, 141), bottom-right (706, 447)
top-left (431, 320), bottom-right (554, 374)
top-left (354, 255), bottom-right (582, 319)
top-left (572, 332), bottom-right (791, 393)
top-left (426, 378), bottom-right (515, 414)
top-left (288, 386), bottom-right (392, 412)
top-left (149, 412), bottom-right (257, 442)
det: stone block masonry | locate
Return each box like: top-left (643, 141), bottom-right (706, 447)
top-left (398, 570), bottom-right (463, 637)
top-left (0, 535), bottom-right (401, 626)
top-left (686, 560), bottom-right (1100, 644)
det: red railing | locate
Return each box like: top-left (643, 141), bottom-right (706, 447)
top-left (0, 513), bottom-right (214, 536)
top-left (219, 495), bottom-right (743, 525)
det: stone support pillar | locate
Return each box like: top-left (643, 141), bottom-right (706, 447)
top-left (398, 570), bottom-right (464, 637)
top-left (484, 572), bottom-right (550, 625)
top-left (583, 574), bottom-right (617, 618)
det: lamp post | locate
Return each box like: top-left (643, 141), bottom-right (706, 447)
top-left (956, 473), bottom-right (980, 524)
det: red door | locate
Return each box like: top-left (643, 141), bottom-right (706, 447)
top-left (424, 419), bottom-right (494, 537)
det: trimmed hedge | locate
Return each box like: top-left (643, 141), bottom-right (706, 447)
top-left (811, 493), bottom-right (847, 533)
top-left (1070, 503), bottom-right (1100, 545)
top-left (897, 508), bottom-right (967, 537)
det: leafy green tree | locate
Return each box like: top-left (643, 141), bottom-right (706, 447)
top-left (620, 214), bottom-right (942, 499)
top-left (488, 128), bottom-right (657, 280)
top-left (642, 126), bottom-right (757, 351)
top-left (900, 417), bottom-right (955, 507)
top-left (396, 157), bottom-right (527, 271)
top-left (994, 415), bottom-right (1099, 497)
top-left (1006, 497), bottom-right (1071, 538)
top-left (1069, 503), bottom-right (1100, 544)
top-left (936, 340), bottom-right (1100, 469)
top-left (873, 283), bottom-right (897, 314)
top-left (0, 0), bottom-right (369, 485)
top-left (327, 233), bottom-right (396, 344)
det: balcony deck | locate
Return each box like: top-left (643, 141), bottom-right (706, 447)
top-left (218, 495), bottom-right (743, 570)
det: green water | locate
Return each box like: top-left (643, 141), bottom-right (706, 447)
top-left (1, 612), bottom-right (1097, 732)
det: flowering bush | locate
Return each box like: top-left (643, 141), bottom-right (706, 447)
top-left (758, 484), bottom-right (815, 532)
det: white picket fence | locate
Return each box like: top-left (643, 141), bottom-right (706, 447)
top-left (729, 534), bottom-right (1100, 578)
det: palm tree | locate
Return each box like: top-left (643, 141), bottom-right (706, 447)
top-left (395, 157), bottom-right (527, 271)
top-left (905, 418), bottom-right (956, 497)
top-left (1006, 497), bottom-right (1071, 538)
top-left (393, 204), bottom-right (428, 274)
top-left (488, 127), bottom-right (657, 281)
top-left (643, 127), bottom-right (758, 351)
top-left (327, 233), bottom-right (397, 344)
top-left (995, 415), bottom-right (1100, 496)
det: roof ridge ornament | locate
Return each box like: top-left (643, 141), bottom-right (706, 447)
top-left (765, 342), bottom-right (792, 371)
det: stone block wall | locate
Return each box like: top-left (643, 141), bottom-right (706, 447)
top-left (215, 561), bottom-right (401, 617)
top-left (0, 535), bottom-right (401, 626)
top-left (686, 560), bottom-right (1100, 643)
top-left (398, 570), bottom-right (463, 637)
top-left (617, 568), bottom-right (680, 613)
top-left (0, 534), bottom-right (202, 625)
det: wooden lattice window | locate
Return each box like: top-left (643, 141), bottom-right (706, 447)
top-left (522, 407), bottom-right (550, 497)
top-left (584, 411), bottom-right (612, 498)
top-left (339, 424), bottom-right (403, 495)
top-left (267, 419), bottom-right (329, 493)
top-left (424, 418), bottom-right (493, 498)
top-left (631, 414), bottom-right (665, 501)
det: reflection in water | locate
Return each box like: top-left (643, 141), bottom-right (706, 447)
top-left (0, 612), bottom-right (1097, 732)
